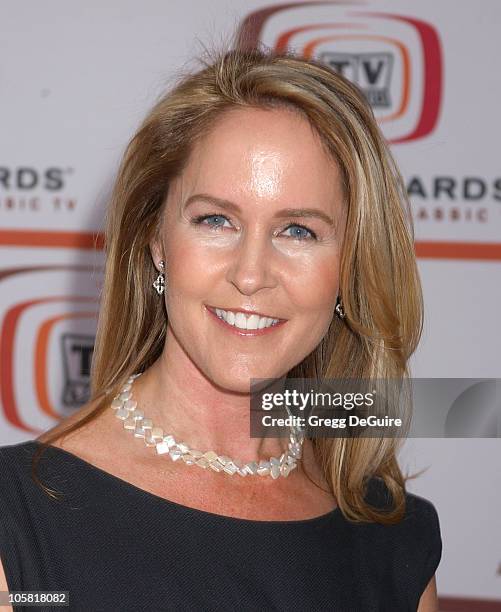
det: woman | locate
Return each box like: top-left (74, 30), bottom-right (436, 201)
top-left (0, 46), bottom-right (441, 611)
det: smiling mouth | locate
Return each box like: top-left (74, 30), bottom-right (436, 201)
top-left (205, 305), bottom-right (287, 333)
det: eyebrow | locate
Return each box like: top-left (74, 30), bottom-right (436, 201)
top-left (184, 193), bottom-right (336, 226)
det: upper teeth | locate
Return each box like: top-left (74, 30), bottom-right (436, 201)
top-left (214, 308), bottom-right (279, 330)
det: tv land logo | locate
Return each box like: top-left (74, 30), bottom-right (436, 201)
top-left (61, 333), bottom-right (94, 405)
top-left (236, 2), bottom-right (501, 259)
top-left (237, 1), bottom-right (443, 143)
top-left (0, 263), bottom-right (100, 434)
top-left (321, 51), bottom-right (393, 108)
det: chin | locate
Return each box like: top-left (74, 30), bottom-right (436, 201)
top-left (208, 363), bottom-right (286, 394)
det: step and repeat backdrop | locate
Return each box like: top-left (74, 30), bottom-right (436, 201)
top-left (1, 0), bottom-right (500, 607)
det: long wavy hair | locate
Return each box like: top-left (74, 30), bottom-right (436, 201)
top-left (33, 44), bottom-right (423, 524)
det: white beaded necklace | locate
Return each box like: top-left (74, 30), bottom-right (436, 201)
top-left (111, 372), bottom-right (305, 479)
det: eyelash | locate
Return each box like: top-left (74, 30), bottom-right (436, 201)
top-left (190, 213), bottom-right (318, 241)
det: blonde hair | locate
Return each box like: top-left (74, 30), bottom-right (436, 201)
top-left (34, 44), bottom-right (423, 524)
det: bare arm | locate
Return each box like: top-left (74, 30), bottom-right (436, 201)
top-left (0, 556), bottom-right (13, 612)
top-left (417, 574), bottom-right (439, 612)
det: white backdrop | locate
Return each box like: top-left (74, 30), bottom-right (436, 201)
top-left (1, 0), bottom-right (500, 604)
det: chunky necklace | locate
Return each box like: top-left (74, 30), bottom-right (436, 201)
top-left (111, 372), bottom-right (305, 479)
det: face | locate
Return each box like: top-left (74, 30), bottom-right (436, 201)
top-left (151, 106), bottom-right (346, 393)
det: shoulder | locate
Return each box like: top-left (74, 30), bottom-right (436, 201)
top-left (0, 439), bottom-right (37, 458)
top-left (0, 439), bottom-right (74, 504)
top-left (0, 440), bottom-right (41, 499)
top-left (405, 488), bottom-right (442, 568)
top-left (0, 441), bottom-right (41, 548)
top-left (0, 439), bottom-right (37, 476)
top-left (363, 477), bottom-right (443, 594)
top-left (366, 476), bottom-right (442, 540)
top-left (403, 488), bottom-right (441, 537)
top-left (401, 487), bottom-right (443, 601)
top-left (403, 487), bottom-right (442, 570)
top-left (366, 476), bottom-right (441, 524)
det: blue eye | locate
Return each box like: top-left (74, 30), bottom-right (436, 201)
top-left (191, 215), bottom-right (317, 241)
top-left (191, 214), bottom-right (232, 229)
top-left (282, 224), bottom-right (317, 241)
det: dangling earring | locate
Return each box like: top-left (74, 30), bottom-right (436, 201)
top-left (153, 260), bottom-right (165, 295)
top-left (335, 294), bottom-right (345, 319)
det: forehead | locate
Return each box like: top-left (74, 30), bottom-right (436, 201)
top-left (178, 106), bottom-right (343, 207)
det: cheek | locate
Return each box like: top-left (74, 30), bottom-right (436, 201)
top-left (287, 256), bottom-right (339, 316)
top-left (166, 239), bottom-right (215, 297)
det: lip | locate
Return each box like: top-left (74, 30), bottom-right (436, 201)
top-left (205, 305), bottom-right (287, 336)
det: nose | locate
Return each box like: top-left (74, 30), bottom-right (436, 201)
top-left (225, 228), bottom-right (277, 296)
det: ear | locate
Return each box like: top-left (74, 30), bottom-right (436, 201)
top-left (149, 237), bottom-right (163, 270)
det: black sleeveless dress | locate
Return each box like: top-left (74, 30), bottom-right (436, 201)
top-left (0, 440), bottom-right (442, 612)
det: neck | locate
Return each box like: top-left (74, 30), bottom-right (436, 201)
top-left (129, 332), bottom-right (292, 464)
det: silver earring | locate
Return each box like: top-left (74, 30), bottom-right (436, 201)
top-left (335, 294), bottom-right (345, 319)
top-left (153, 260), bottom-right (165, 295)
